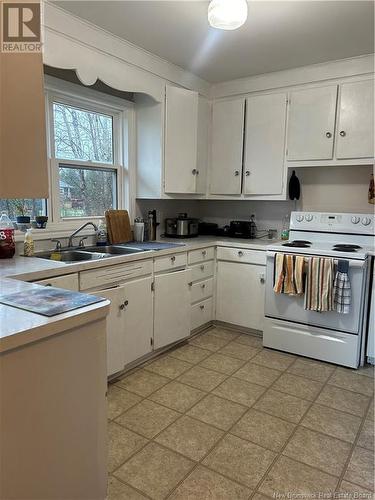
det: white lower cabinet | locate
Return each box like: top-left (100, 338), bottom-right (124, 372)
top-left (154, 268), bottom-right (191, 349)
top-left (92, 276), bottom-right (153, 376)
top-left (191, 297), bottom-right (213, 331)
top-left (34, 273), bottom-right (79, 291)
top-left (216, 260), bottom-right (265, 331)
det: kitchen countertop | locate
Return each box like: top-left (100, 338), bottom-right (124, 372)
top-left (0, 236), bottom-right (274, 353)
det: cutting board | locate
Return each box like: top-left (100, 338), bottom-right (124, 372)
top-left (105, 210), bottom-right (132, 244)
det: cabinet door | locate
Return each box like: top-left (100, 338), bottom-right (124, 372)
top-left (336, 80), bottom-right (374, 159)
top-left (164, 85), bottom-right (198, 194)
top-left (216, 261), bottom-right (265, 331)
top-left (154, 269), bottom-right (191, 349)
top-left (123, 277), bottom-right (153, 366)
top-left (244, 93), bottom-right (287, 195)
top-left (196, 96), bottom-right (210, 194)
top-left (287, 85), bottom-right (337, 161)
top-left (210, 99), bottom-right (244, 195)
top-left (34, 273), bottom-right (79, 291)
top-left (92, 286), bottom-right (126, 376)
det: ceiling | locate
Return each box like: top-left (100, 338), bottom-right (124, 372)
top-left (54, 1), bottom-right (374, 83)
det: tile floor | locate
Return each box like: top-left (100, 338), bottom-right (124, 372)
top-left (107, 327), bottom-right (375, 500)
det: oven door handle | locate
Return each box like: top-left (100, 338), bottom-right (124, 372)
top-left (266, 252), bottom-right (366, 269)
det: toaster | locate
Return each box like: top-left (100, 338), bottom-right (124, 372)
top-left (229, 220), bottom-right (256, 239)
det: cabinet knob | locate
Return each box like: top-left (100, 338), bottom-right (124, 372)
top-left (119, 303), bottom-right (125, 310)
top-left (171, 256), bottom-right (176, 262)
top-left (200, 305), bottom-right (205, 310)
top-left (45, 283), bottom-right (52, 287)
top-left (192, 169), bottom-right (197, 175)
top-left (238, 251), bottom-right (244, 257)
top-left (260, 274), bottom-right (265, 284)
top-left (124, 300), bottom-right (129, 306)
top-left (339, 130), bottom-right (346, 137)
top-left (202, 250), bottom-right (207, 256)
top-left (234, 170), bottom-right (240, 176)
top-left (201, 284), bottom-right (206, 289)
top-left (245, 171), bottom-right (250, 176)
top-left (200, 265), bottom-right (205, 271)
top-left (325, 132), bottom-right (332, 138)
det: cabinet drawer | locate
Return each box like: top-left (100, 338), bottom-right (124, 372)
top-left (188, 247), bottom-right (215, 265)
top-left (191, 298), bottom-right (213, 330)
top-left (190, 260), bottom-right (215, 282)
top-left (34, 273), bottom-right (79, 291)
top-left (80, 260), bottom-right (153, 290)
top-left (191, 278), bottom-right (214, 303)
top-left (217, 247), bottom-right (266, 265)
top-left (154, 252), bottom-right (187, 273)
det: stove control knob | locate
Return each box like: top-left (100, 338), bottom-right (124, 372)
top-left (305, 214), bottom-right (313, 222)
top-left (296, 215), bottom-right (304, 222)
top-left (351, 216), bottom-right (360, 224)
top-left (361, 217), bottom-right (372, 226)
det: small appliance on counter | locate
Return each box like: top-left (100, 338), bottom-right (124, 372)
top-left (148, 210), bottom-right (159, 241)
top-left (165, 213), bottom-right (199, 238)
top-left (198, 222), bottom-right (218, 236)
top-left (228, 216), bottom-right (257, 239)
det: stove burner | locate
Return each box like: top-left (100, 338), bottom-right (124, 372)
top-left (333, 244), bottom-right (362, 250)
top-left (335, 247), bottom-right (358, 253)
top-left (282, 240), bottom-right (311, 248)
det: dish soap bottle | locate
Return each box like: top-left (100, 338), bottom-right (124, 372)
top-left (281, 214), bottom-right (290, 241)
top-left (24, 228), bottom-right (35, 256)
top-left (96, 219), bottom-right (108, 246)
top-left (0, 211), bottom-right (15, 259)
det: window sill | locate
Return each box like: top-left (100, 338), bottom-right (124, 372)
top-left (14, 224), bottom-right (98, 243)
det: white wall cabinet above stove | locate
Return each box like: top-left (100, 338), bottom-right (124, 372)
top-left (286, 78), bottom-right (374, 166)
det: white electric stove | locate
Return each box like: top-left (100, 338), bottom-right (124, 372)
top-left (264, 212), bottom-right (374, 368)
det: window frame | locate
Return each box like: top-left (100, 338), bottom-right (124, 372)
top-left (44, 77), bottom-right (135, 228)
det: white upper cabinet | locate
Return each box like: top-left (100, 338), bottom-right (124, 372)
top-left (210, 99), bottom-right (245, 195)
top-left (243, 93), bottom-right (287, 195)
top-left (336, 80), bottom-right (374, 159)
top-left (196, 96), bottom-right (210, 194)
top-left (164, 85), bottom-right (199, 194)
top-left (287, 85), bottom-right (338, 161)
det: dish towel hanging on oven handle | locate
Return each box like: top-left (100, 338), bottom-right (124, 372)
top-left (304, 257), bottom-right (334, 312)
top-left (333, 260), bottom-right (351, 314)
top-left (273, 253), bottom-right (305, 295)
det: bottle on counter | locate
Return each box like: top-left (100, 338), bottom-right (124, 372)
top-left (0, 211), bottom-right (15, 259)
top-left (281, 214), bottom-right (290, 241)
top-left (24, 228), bottom-right (35, 256)
top-left (96, 219), bottom-right (108, 246)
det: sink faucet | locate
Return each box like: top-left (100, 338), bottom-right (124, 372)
top-left (68, 222), bottom-right (98, 248)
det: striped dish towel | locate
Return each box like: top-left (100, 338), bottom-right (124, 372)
top-left (304, 257), bottom-right (334, 312)
top-left (333, 260), bottom-right (351, 314)
top-left (274, 253), bottom-right (305, 295)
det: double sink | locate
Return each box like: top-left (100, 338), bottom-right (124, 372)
top-left (35, 245), bottom-right (151, 263)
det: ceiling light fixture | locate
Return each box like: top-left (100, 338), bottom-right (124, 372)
top-left (208, 0), bottom-right (248, 30)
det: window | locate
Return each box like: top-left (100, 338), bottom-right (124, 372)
top-left (0, 199), bottom-right (47, 221)
top-left (48, 90), bottom-right (127, 221)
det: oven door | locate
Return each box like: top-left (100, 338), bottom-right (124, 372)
top-left (265, 252), bottom-right (367, 334)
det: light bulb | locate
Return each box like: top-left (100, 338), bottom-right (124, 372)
top-left (208, 0), bottom-right (248, 30)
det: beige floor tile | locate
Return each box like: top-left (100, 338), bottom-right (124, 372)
top-left (115, 399), bottom-right (179, 439)
top-left (235, 334), bottom-right (263, 348)
top-left (213, 377), bottom-right (266, 407)
top-left (187, 393), bottom-right (247, 430)
top-left (203, 434), bottom-right (276, 489)
top-left (344, 447), bottom-right (375, 491)
top-left (155, 415), bottom-right (224, 461)
top-left (114, 442), bottom-right (194, 500)
top-left (107, 476), bottom-right (148, 500)
top-left (252, 349), bottom-right (296, 371)
top-left (108, 422), bottom-right (148, 473)
top-left (338, 480), bottom-right (375, 499)
top-left (143, 355), bottom-right (192, 379)
top-left (252, 493), bottom-right (272, 500)
top-left (316, 385), bottom-right (370, 417)
top-left (283, 426), bottom-right (352, 476)
top-left (170, 465), bottom-right (251, 500)
top-left (116, 369), bottom-right (169, 397)
top-left (272, 373), bottom-right (323, 401)
top-left (177, 365), bottom-right (227, 392)
top-left (208, 327), bottom-right (240, 342)
top-left (231, 408), bottom-right (295, 452)
top-left (253, 389), bottom-right (310, 423)
top-left (107, 385), bottom-right (142, 420)
top-left (368, 399), bottom-right (374, 419)
top-left (199, 352), bottom-right (246, 375)
top-left (287, 358), bottom-right (335, 382)
top-left (149, 380), bottom-right (205, 413)
top-left (233, 361), bottom-right (281, 387)
top-left (259, 456), bottom-right (338, 497)
top-left (301, 403), bottom-right (362, 443)
top-left (357, 417), bottom-right (375, 451)
top-left (356, 364), bottom-right (375, 379)
top-left (329, 368), bottom-right (374, 397)
top-left (218, 342), bottom-right (260, 361)
top-left (169, 344), bottom-right (211, 364)
top-left (189, 333), bottom-right (230, 351)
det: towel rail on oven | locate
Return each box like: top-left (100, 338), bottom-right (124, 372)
top-left (267, 252), bottom-right (365, 268)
